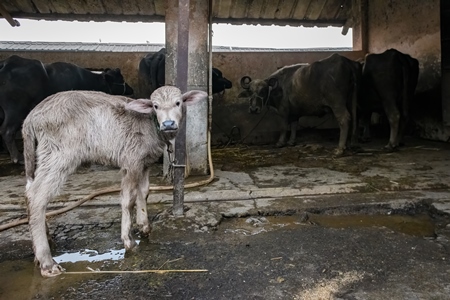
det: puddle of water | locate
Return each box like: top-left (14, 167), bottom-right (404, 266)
top-left (0, 241), bottom-right (132, 297)
top-left (0, 247), bottom-right (127, 299)
top-left (223, 214), bottom-right (436, 237)
top-left (307, 213), bottom-right (436, 237)
top-left (54, 248), bottom-right (125, 263)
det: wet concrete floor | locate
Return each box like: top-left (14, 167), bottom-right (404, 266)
top-left (0, 134), bottom-right (450, 299)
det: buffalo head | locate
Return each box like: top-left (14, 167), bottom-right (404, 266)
top-left (212, 68), bottom-right (232, 94)
top-left (103, 68), bottom-right (134, 96)
top-left (238, 76), bottom-right (272, 114)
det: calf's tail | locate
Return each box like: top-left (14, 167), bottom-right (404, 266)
top-left (22, 121), bottom-right (37, 190)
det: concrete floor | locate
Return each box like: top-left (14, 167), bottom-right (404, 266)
top-left (0, 135), bottom-right (449, 299)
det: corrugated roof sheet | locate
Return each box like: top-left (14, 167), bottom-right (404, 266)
top-left (0, 41), bottom-right (352, 52)
top-left (1, 0), bottom-right (352, 27)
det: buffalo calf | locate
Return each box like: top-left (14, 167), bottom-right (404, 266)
top-left (22, 86), bottom-right (207, 277)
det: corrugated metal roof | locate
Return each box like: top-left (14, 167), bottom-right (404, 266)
top-left (0, 41), bottom-right (352, 52)
top-left (1, 0), bottom-right (352, 27)
top-left (0, 41), bottom-right (164, 52)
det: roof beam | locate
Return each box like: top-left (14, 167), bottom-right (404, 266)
top-left (0, 2), bottom-right (20, 27)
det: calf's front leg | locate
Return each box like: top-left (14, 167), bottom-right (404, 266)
top-left (120, 170), bottom-right (140, 250)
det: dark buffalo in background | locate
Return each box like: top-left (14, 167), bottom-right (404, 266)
top-left (0, 55), bottom-right (134, 164)
top-left (239, 53), bottom-right (361, 156)
top-left (138, 48), bottom-right (166, 97)
top-left (0, 55), bottom-right (50, 164)
top-left (360, 48), bottom-right (419, 151)
top-left (138, 47), bottom-right (232, 96)
top-left (45, 62), bottom-right (134, 96)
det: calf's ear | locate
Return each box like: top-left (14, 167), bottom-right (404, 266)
top-left (125, 99), bottom-right (154, 114)
top-left (182, 90), bottom-right (208, 106)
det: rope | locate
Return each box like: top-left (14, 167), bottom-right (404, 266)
top-left (0, 131), bottom-right (215, 232)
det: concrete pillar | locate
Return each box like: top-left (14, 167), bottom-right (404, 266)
top-left (165, 0), bottom-right (209, 175)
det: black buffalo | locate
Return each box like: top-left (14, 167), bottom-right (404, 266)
top-left (360, 48), bottom-right (419, 150)
top-left (239, 53), bottom-right (361, 156)
top-left (138, 48), bottom-right (232, 96)
top-left (0, 55), bottom-right (134, 163)
top-left (0, 55), bottom-right (50, 163)
top-left (45, 62), bottom-right (134, 96)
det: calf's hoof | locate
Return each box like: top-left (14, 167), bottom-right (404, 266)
top-left (123, 237), bottom-right (138, 251)
top-left (41, 263), bottom-right (65, 278)
top-left (275, 142), bottom-right (286, 148)
top-left (139, 224), bottom-right (152, 238)
top-left (287, 141), bottom-right (296, 147)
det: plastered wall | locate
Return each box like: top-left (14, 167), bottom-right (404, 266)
top-left (366, 0), bottom-right (446, 141)
top-left (0, 50), bottom-right (365, 146)
top-left (367, 0), bottom-right (441, 91)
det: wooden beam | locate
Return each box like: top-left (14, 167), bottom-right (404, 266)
top-left (0, 3), bottom-right (20, 27)
top-left (352, 0), bottom-right (368, 53)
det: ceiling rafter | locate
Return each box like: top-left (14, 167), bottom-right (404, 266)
top-left (0, 2), bottom-right (20, 27)
top-left (1, 0), bottom-right (350, 28)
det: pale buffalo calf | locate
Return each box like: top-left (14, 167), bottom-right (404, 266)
top-left (22, 86), bottom-right (207, 277)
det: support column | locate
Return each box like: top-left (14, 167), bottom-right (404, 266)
top-left (351, 0), bottom-right (368, 53)
top-left (165, 0), bottom-right (209, 176)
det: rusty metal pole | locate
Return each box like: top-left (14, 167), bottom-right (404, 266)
top-left (173, 0), bottom-right (190, 216)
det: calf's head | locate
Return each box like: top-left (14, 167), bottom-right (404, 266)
top-left (125, 86), bottom-right (207, 140)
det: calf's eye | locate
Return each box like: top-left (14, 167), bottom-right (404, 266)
top-left (176, 101), bottom-right (180, 107)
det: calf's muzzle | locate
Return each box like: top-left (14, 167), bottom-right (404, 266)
top-left (161, 120), bottom-right (177, 131)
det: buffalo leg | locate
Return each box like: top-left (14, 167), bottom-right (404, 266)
top-left (358, 111), bottom-right (372, 143)
top-left (287, 119), bottom-right (298, 146)
top-left (332, 107), bottom-right (351, 156)
top-left (0, 117), bottom-right (22, 164)
top-left (383, 99), bottom-right (401, 150)
top-left (136, 168), bottom-right (151, 236)
top-left (276, 119), bottom-right (289, 147)
top-left (397, 110), bottom-right (409, 146)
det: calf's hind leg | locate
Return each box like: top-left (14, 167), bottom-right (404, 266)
top-left (26, 164), bottom-right (72, 277)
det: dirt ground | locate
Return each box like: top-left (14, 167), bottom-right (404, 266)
top-left (0, 131), bottom-right (450, 299)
